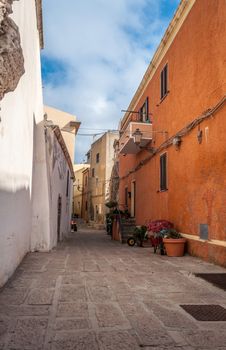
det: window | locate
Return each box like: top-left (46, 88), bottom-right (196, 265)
top-left (66, 170), bottom-right (69, 197)
top-left (96, 153), bottom-right (100, 163)
top-left (160, 64), bottom-right (168, 99)
top-left (96, 178), bottom-right (98, 187)
top-left (85, 201), bottom-right (88, 211)
top-left (92, 168), bottom-right (95, 177)
top-left (85, 176), bottom-right (88, 186)
top-left (139, 97), bottom-right (149, 122)
top-left (160, 153), bottom-right (167, 191)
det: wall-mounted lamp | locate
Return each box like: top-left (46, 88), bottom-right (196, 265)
top-left (133, 128), bottom-right (143, 145)
top-left (132, 128), bottom-right (155, 153)
top-left (172, 135), bottom-right (182, 150)
top-left (76, 184), bottom-right (84, 192)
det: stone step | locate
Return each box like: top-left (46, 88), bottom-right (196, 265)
top-left (121, 224), bottom-right (136, 228)
top-left (121, 226), bottom-right (136, 232)
top-left (121, 219), bottom-right (136, 224)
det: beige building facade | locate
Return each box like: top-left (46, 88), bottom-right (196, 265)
top-left (81, 167), bottom-right (90, 222)
top-left (44, 105), bottom-right (80, 163)
top-left (87, 131), bottom-right (118, 224)
top-left (73, 164), bottom-right (90, 217)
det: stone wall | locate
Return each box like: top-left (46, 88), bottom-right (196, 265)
top-left (0, 0), bottom-right (24, 100)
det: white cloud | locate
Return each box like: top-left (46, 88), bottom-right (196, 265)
top-left (41, 0), bottom-right (180, 162)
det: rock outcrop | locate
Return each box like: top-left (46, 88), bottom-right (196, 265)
top-left (0, 0), bottom-right (24, 100)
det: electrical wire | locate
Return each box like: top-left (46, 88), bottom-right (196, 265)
top-left (120, 95), bottom-right (226, 180)
top-left (77, 132), bottom-right (105, 136)
top-left (77, 130), bottom-right (119, 136)
top-left (79, 127), bottom-right (118, 131)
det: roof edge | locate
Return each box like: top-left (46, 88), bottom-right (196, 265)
top-left (35, 0), bottom-right (44, 49)
top-left (121, 0), bottom-right (196, 129)
top-left (53, 126), bottom-right (75, 180)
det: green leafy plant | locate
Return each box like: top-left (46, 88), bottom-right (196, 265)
top-left (105, 201), bottom-right (118, 209)
top-left (121, 209), bottom-right (130, 218)
top-left (134, 225), bottom-right (147, 247)
top-left (160, 228), bottom-right (182, 239)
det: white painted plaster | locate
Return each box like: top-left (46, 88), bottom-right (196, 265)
top-left (30, 121), bottom-right (51, 252)
top-left (0, 0), bottom-right (49, 286)
top-left (45, 128), bottom-right (73, 248)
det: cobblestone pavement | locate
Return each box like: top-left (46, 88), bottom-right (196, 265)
top-left (1, 228), bottom-right (226, 350)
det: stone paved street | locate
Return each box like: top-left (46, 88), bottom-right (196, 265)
top-left (1, 228), bottom-right (226, 350)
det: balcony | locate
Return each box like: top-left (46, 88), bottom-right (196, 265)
top-left (119, 122), bottom-right (153, 154)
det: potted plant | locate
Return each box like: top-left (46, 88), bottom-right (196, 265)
top-left (134, 225), bottom-right (148, 247)
top-left (105, 202), bottom-right (119, 239)
top-left (147, 219), bottom-right (174, 233)
top-left (121, 209), bottom-right (131, 219)
top-left (147, 220), bottom-right (174, 254)
top-left (162, 228), bottom-right (186, 257)
top-left (105, 213), bottom-right (113, 235)
top-left (147, 220), bottom-right (186, 256)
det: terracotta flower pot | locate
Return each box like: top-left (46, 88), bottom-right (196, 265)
top-left (163, 238), bottom-right (186, 257)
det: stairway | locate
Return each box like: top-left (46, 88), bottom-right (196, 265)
top-left (119, 217), bottom-right (136, 243)
top-left (87, 220), bottom-right (105, 230)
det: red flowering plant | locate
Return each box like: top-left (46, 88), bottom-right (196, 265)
top-left (147, 220), bottom-right (175, 254)
top-left (147, 220), bottom-right (174, 233)
top-left (147, 220), bottom-right (181, 239)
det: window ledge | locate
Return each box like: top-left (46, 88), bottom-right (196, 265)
top-left (157, 189), bottom-right (168, 193)
top-left (157, 90), bottom-right (170, 106)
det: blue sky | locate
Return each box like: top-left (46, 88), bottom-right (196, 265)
top-left (41, 0), bottom-right (180, 163)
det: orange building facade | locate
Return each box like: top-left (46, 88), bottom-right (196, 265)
top-left (118, 0), bottom-right (226, 266)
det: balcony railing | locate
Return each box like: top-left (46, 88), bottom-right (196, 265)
top-left (119, 121), bottom-right (153, 154)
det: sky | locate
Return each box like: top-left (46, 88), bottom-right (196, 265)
top-left (41, 0), bottom-right (180, 163)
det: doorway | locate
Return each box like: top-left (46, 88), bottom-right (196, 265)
top-left (57, 195), bottom-right (62, 242)
top-left (131, 181), bottom-right (136, 217)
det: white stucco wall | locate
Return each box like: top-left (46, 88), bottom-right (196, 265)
top-left (30, 120), bottom-right (51, 252)
top-left (0, 0), bottom-right (47, 286)
top-left (46, 129), bottom-right (73, 249)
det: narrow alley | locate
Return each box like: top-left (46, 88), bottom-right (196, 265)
top-left (1, 227), bottom-right (226, 350)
